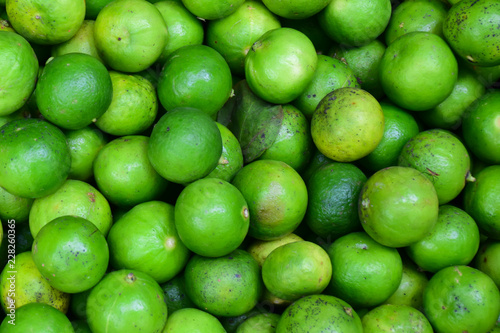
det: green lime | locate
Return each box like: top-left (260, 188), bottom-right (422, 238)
top-left (36, 52), bottom-right (112, 130)
top-left (329, 39), bottom-right (386, 99)
top-left (69, 289), bottom-right (91, 320)
top-left (262, 241), bottom-right (332, 301)
top-left (423, 265), bottom-right (500, 332)
top-left (160, 273), bottom-right (196, 313)
top-left (65, 126), bottom-right (107, 182)
top-left (464, 165), bottom-right (500, 239)
top-left (51, 20), bottom-right (103, 62)
top-left (258, 104), bottom-right (312, 172)
top-left (245, 27), bottom-right (317, 104)
top-left (462, 90), bottom-right (500, 164)
top-left (181, 0), bottom-right (245, 20)
top-left (443, 0), bottom-right (500, 66)
top-left (84, 0), bottom-right (113, 19)
top-left (0, 251), bottom-right (70, 313)
top-left (0, 302), bottom-right (73, 332)
top-left (305, 162), bottom-right (366, 240)
top-left (0, 119), bottom-right (71, 198)
top-left (184, 249), bottom-right (263, 317)
top-left (32, 215), bottom-right (109, 293)
top-left (0, 31), bottom-right (38, 117)
top-left (157, 45), bottom-right (232, 118)
top-left (398, 129), bottom-right (472, 205)
top-left (175, 178), bottom-right (249, 257)
top-left (86, 269), bottom-right (168, 333)
top-left (148, 108), bottom-right (223, 184)
top-left (379, 32), bottom-right (458, 111)
top-left (419, 66), bottom-right (486, 130)
top-left (292, 55), bottom-right (360, 119)
top-left (262, 0), bottom-right (330, 19)
top-left (154, 0), bottom-right (204, 63)
top-left (93, 0), bottom-right (168, 72)
top-left (359, 101), bottom-right (419, 173)
top-left (318, 0), bottom-right (391, 46)
top-left (95, 71), bottom-right (157, 136)
top-left (276, 294), bottom-right (363, 333)
top-left (247, 233), bottom-right (303, 267)
top-left (6, 0), bottom-right (85, 45)
top-left (474, 240), bottom-right (500, 289)
top-left (163, 308), bottom-right (226, 333)
top-left (29, 179), bottom-right (113, 238)
top-left (205, 122), bottom-right (244, 182)
top-left (384, 0), bottom-right (448, 45)
top-left (311, 87), bottom-right (385, 162)
top-left (407, 205), bottom-right (480, 273)
top-left (231, 159), bottom-right (308, 240)
top-left (359, 166), bottom-right (439, 248)
top-left (362, 304), bottom-right (433, 332)
top-left (108, 201), bottom-right (190, 283)
top-left (206, 0), bottom-right (281, 76)
top-left (93, 136), bottom-right (169, 207)
top-left (236, 313), bottom-right (281, 333)
top-left (0, 186), bottom-right (33, 223)
top-left (326, 231), bottom-right (403, 308)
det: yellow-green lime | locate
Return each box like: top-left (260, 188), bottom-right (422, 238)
top-left (262, 0), bottom-right (330, 19)
top-left (51, 20), bottom-right (103, 63)
top-left (0, 302), bottom-right (73, 332)
top-left (362, 304), bottom-right (433, 333)
top-left (181, 0), bottom-right (245, 20)
top-left (0, 186), bottom-right (33, 223)
top-left (236, 313), bottom-right (281, 333)
top-left (474, 240), bottom-right (500, 289)
top-left (247, 233), bottom-right (303, 267)
top-left (163, 308), bottom-right (226, 333)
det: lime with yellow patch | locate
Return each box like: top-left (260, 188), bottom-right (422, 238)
top-left (51, 20), bottom-right (103, 63)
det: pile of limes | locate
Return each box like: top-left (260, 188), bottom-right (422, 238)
top-left (0, 0), bottom-right (500, 332)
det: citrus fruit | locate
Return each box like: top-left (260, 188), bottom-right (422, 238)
top-left (382, 259), bottom-right (429, 310)
top-left (305, 162), bottom-right (366, 240)
top-left (86, 269), bottom-right (168, 333)
top-left (407, 205), bottom-right (480, 273)
top-left (154, 0), bottom-right (204, 63)
top-left (0, 251), bottom-right (70, 313)
top-left (358, 101), bottom-right (419, 173)
top-left (160, 273), bottom-right (196, 313)
top-left (462, 90), bottom-right (500, 164)
top-left (29, 179), bottom-right (113, 238)
top-left (257, 104), bottom-right (312, 172)
top-left (32, 215), bottom-right (109, 293)
top-left (108, 201), bottom-right (190, 284)
top-left (292, 54), bottom-right (360, 119)
top-left (262, 0), bottom-right (330, 19)
top-left (300, 147), bottom-right (333, 183)
top-left (0, 302), bottom-right (73, 332)
top-left (384, 0), bottom-right (448, 45)
top-left (244, 27), bottom-right (318, 104)
top-left (359, 166), bottom-right (439, 248)
top-left (280, 15), bottom-right (332, 55)
top-left (0, 186), bottom-right (33, 223)
top-left (318, 0), bottom-right (391, 47)
top-left (163, 307), bottom-right (226, 333)
top-left (69, 289), bottom-right (91, 320)
top-left (51, 20), bottom-right (103, 62)
top-left (6, 0), bottom-right (85, 45)
top-left (236, 313), bottom-right (281, 333)
top-left (423, 265), bottom-right (500, 333)
top-left (181, 0), bottom-right (245, 20)
top-left (443, 0), bottom-right (500, 66)
top-left (419, 66), bottom-right (486, 130)
top-left (95, 71), bottom-right (157, 136)
top-left (464, 165), bottom-right (500, 239)
top-left (218, 308), bottom-right (265, 333)
top-left (184, 249), bottom-right (263, 317)
top-left (205, 122), bottom-right (244, 182)
top-left (93, 0), bottom-right (168, 72)
top-left (0, 118), bottom-right (71, 198)
top-left (262, 241), bottom-right (332, 301)
top-left (175, 178), bottom-right (249, 257)
top-left (398, 129), bottom-right (472, 205)
top-left (148, 108), bottom-right (222, 184)
top-left (84, 0), bottom-right (113, 20)
top-left (64, 126), bottom-right (107, 182)
top-left (94, 135), bottom-right (169, 207)
top-left (326, 231), bottom-right (403, 308)
top-left (379, 32), bottom-right (458, 111)
top-left (231, 159), bottom-right (308, 240)
top-left (362, 304), bottom-right (433, 332)
top-left (157, 45), bottom-right (232, 118)
top-left (71, 320), bottom-right (92, 333)
top-left (36, 52), bottom-right (112, 130)
top-left (475, 240), bottom-right (500, 289)
top-left (0, 31), bottom-right (38, 116)
top-left (247, 233), bottom-right (303, 267)
top-left (311, 87), bottom-right (385, 162)
top-left (276, 294), bottom-right (363, 333)
top-left (206, 1), bottom-right (281, 76)
top-left (329, 39), bottom-right (386, 99)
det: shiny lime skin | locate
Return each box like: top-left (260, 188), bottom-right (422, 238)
top-left (163, 308), bottom-right (226, 333)
top-left (0, 302), bottom-right (73, 332)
